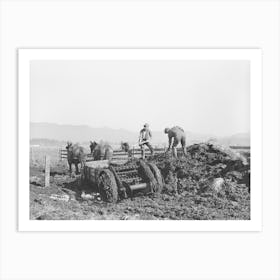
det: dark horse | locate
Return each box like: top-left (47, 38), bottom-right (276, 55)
top-left (66, 142), bottom-right (86, 174)
top-left (90, 141), bottom-right (113, 161)
top-left (120, 141), bottom-right (133, 158)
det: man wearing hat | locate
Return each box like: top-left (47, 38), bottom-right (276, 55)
top-left (138, 123), bottom-right (154, 159)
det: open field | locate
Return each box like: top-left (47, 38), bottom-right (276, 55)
top-left (30, 144), bottom-right (250, 220)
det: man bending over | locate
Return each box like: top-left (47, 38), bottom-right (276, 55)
top-left (164, 126), bottom-right (187, 158)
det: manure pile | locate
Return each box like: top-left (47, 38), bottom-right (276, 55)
top-left (149, 143), bottom-right (250, 219)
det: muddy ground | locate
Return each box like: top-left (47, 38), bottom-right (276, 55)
top-left (30, 143), bottom-right (250, 220)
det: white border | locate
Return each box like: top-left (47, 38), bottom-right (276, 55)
top-left (18, 49), bottom-right (262, 231)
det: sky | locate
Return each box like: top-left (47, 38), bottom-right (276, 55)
top-left (30, 60), bottom-right (250, 137)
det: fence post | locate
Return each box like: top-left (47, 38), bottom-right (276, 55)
top-left (45, 155), bottom-right (50, 187)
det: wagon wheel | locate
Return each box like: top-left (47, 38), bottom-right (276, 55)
top-left (109, 166), bottom-right (127, 199)
top-left (98, 169), bottom-right (118, 203)
top-left (138, 159), bottom-right (158, 193)
top-left (147, 162), bottom-right (164, 193)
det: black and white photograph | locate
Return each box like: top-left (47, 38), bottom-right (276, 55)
top-left (2, 1), bottom-right (280, 280)
top-left (18, 48), bottom-right (261, 231)
top-left (23, 49), bottom-right (258, 223)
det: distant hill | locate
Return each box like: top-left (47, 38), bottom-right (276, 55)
top-left (30, 122), bottom-right (249, 147)
top-left (217, 133), bottom-right (250, 147)
top-left (30, 122), bottom-right (140, 144)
